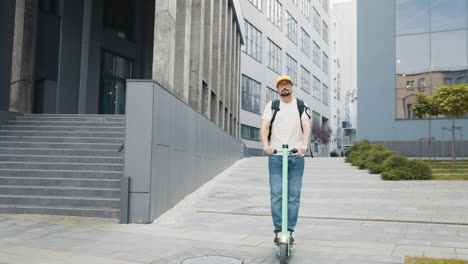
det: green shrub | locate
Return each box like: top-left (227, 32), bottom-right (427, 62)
top-left (345, 140), bottom-right (373, 163)
top-left (381, 168), bottom-right (413, 180)
top-left (366, 149), bottom-right (398, 174)
top-left (408, 159), bottom-right (432, 180)
top-left (380, 159), bottom-right (432, 180)
top-left (381, 155), bottom-right (409, 171)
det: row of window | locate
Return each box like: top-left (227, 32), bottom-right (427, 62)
top-left (241, 74), bottom-right (328, 115)
top-left (250, 0), bottom-right (329, 43)
top-left (244, 21), bottom-right (329, 75)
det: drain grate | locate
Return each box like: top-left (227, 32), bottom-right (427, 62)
top-left (196, 210), bottom-right (468, 226)
top-left (181, 256), bottom-right (243, 264)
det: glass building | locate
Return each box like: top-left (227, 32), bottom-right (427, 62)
top-left (356, 0), bottom-right (468, 156)
top-left (395, 0), bottom-right (468, 119)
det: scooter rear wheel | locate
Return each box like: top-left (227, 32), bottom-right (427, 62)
top-left (279, 243), bottom-right (289, 264)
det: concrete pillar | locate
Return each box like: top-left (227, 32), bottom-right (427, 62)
top-left (153, 0), bottom-right (177, 91)
top-left (218, 0), bottom-right (228, 130)
top-left (56, 0), bottom-right (84, 113)
top-left (236, 32), bottom-right (241, 139)
top-left (78, 0), bottom-right (103, 114)
top-left (0, 0), bottom-right (16, 111)
top-left (210, 0), bottom-right (221, 125)
top-left (188, 0), bottom-right (205, 111)
top-left (9, 0), bottom-right (38, 113)
top-left (225, 7), bottom-right (233, 113)
top-left (202, 0), bottom-right (213, 118)
top-left (173, 0), bottom-right (192, 102)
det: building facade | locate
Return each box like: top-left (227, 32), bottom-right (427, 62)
top-left (357, 0), bottom-right (468, 156)
top-left (330, 0), bottom-right (357, 155)
top-left (0, 0), bottom-right (244, 139)
top-left (239, 0), bottom-right (332, 156)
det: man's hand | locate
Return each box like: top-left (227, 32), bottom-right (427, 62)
top-left (297, 147), bottom-right (307, 158)
top-left (264, 145), bottom-right (274, 155)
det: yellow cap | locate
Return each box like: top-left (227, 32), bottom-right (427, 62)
top-left (276, 75), bottom-right (293, 87)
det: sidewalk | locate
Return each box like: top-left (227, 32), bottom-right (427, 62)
top-left (1, 157), bottom-right (468, 263)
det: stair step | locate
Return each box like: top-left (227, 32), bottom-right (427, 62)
top-left (0, 169), bottom-right (122, 179)
top-left (0, 185), bottom-right (120, 198)
top-left (0, 136), bottom-right (124, 144)
top-left (0, 147), bottom-right (123, 157)
top-left (0, 125), bottom-right (125, 132)
top-left (0, 194), bottom-right (120, 208)
top-left (0, 142), bottom-right (121, 150)
top-left (0, 154), bottom-right (123, 164)
top-left (0, 130), bottom-right (125, 137)
top-left (0, 205), bottom-right (119, 218)
top-left (17, 116), bottom-right (126, 122)
top-left (9, 120), bottom-right (126, 127)
top-left (0, 162), bottom-right (123, 171)
top-left (0, 177), bottom-right (121, 188)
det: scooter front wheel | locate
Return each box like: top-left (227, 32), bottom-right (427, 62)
top-left (279, 243), bottom-right (289, 264)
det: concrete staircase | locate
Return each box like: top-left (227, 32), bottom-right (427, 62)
top-left (0, 114), bottom-right (125, 219)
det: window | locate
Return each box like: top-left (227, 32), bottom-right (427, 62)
top-left (313, 41), bottom-right (321, 67)
top-left (301, 66), bottom-right (311, 94)
top-left (301, 0), bottom-right (311, 20)
top-left (244, 20), bottom-right (262, 62)
top-left (313, 76), bottom-right (321, 100)
top-left (267, 38), bottom-right (282, 73)
top-left (286, 12), bottom-right (298, 44)
top-left (241, 124), bottom-right (260, 141)
top-left (266, 86), bottom-right (279, 103)
top-left (322, 52), bottom-right (329, 74)
top-left (267, 0), bottom-right (282, 29)
top-left (312, 111), bottom-right (320, 125)
top-left (323, 21), bottom-right (329, 43)
top-left (406, 80), bottom-right (414, 88)
top-left (418, 78), bottom-right (425, 88)
top-left (313, 7), bottom-right (321, 34)
top-left (456, 76), bottom-right (466, 84)
top-left (322, 84), bottom-right (329, 106)
top-left (248, 0), bottom-right (262, 11)
top-left (301, 28), bottom-right (310, 56)
top-left (286, 54), bottom-right (298, 84)
top-left (241, 75), bottom-right (261, 114)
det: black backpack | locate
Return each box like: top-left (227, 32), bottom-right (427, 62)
top-left (267, 99), bottom-right (311, 143)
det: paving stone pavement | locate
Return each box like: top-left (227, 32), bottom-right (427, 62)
top-left (1, 157), bottom-right (468, 263)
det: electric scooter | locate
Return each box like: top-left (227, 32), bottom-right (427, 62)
top-left (273, 144), bottom-right (298, 264)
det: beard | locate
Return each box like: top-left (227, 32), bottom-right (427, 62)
top-left (280, 91), bottom-right (291, 97)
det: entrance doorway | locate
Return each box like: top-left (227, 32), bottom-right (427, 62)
top-left (99, 51), bottom-right (133, 114)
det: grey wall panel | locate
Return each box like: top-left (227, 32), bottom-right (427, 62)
top-left (156, 88), bottom-right (171, 147)
top-left (0, 0), bottom-right (15, 111)
top-left (124, 81), bottom-right (154, 193)
top-left (150, 144), bottom-right (170, 220)
top-left (126, 80), bottom-right (242, 223)
top-left (128, 193), bottom-right (150, 223)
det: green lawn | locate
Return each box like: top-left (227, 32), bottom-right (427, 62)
top-left (406, 257), bottom-right (468, 264)
top-left (415, 159), bottom-right (468, 180)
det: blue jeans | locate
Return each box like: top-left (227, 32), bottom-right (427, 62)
top-left (268, 155), bottom-right (305, 233)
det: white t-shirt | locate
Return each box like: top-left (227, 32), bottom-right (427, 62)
top-left (262, 98), bottom-right (310, 151)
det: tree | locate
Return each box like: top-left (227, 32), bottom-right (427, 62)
top-left (430, 84), bottom-right (468, 170)
top-left (311, 124), bottom-right (332, 145)
top-left (410, 93), bottom-right (441, 164)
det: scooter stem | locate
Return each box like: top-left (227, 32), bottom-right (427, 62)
top-left (281, 144), bottom-right (288, 238)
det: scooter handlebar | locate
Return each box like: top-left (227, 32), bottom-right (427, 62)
top-left (273, 148), bottom-right (298, 154)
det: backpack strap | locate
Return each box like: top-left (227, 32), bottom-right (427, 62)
top-left (296, 99), bottom-right (311, 132)
top-left (268, 99), bottom-right (280, 143)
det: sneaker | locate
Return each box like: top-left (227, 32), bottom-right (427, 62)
top-left (289, 231), bottom-right (295, 244)
top-left (274, 231), bottom-right (280, 244)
